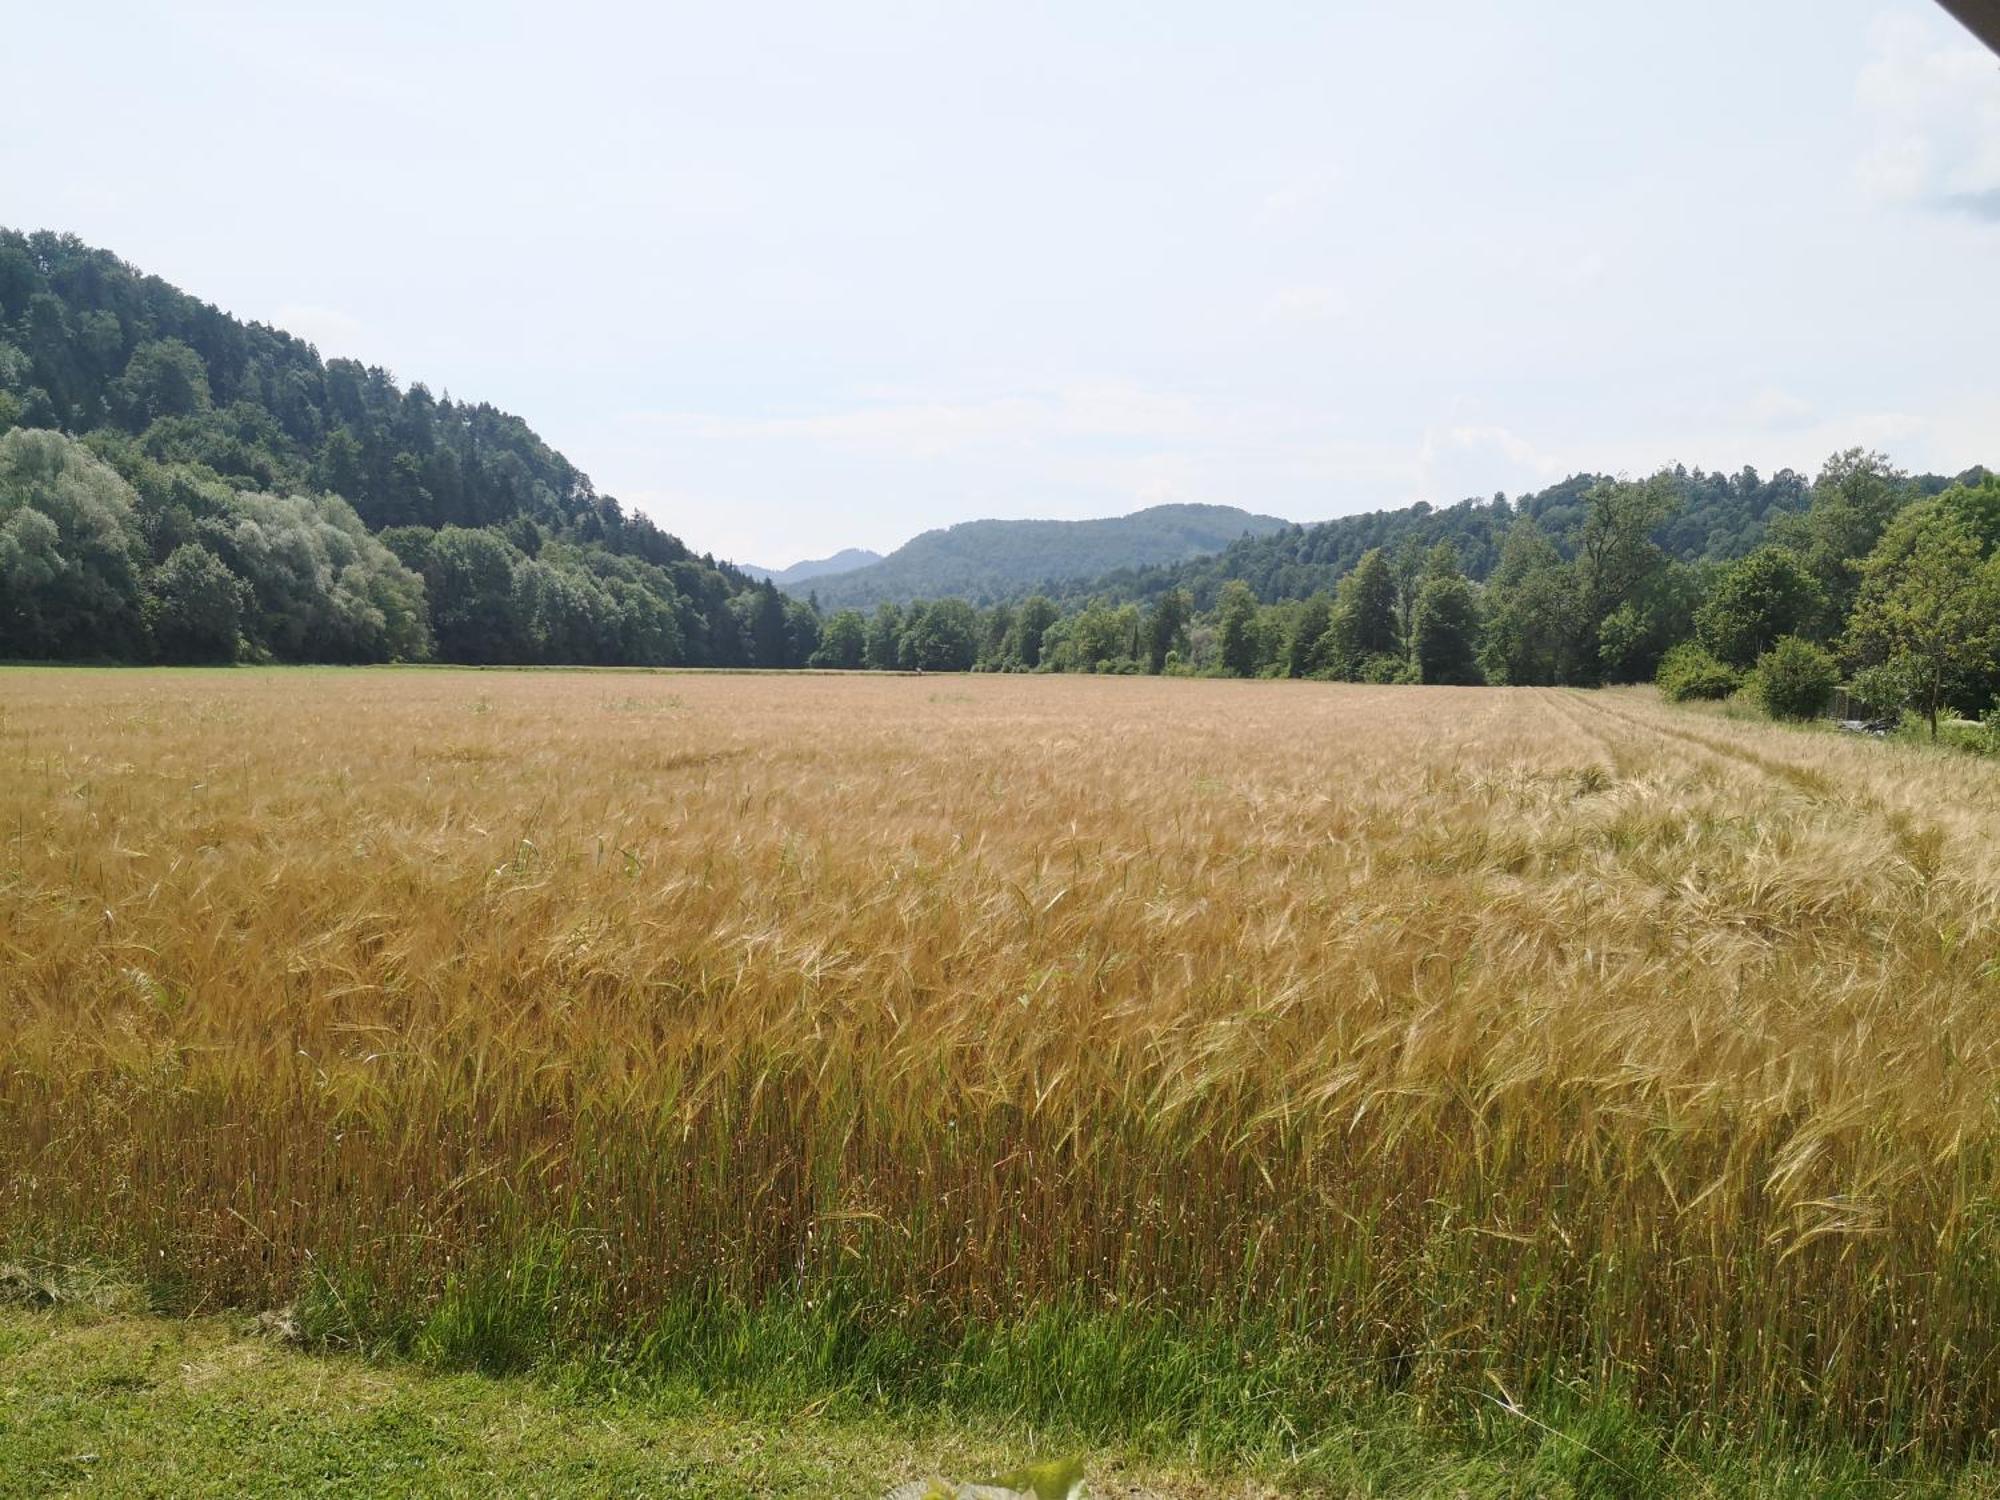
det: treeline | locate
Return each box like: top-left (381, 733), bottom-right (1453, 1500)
top-left (6, 231), bottom-right (1996, 707)
top-left (9, 393), bottom-right (1992, 710)
top-left (0, 425), bottom-right (831, 667)
top-left (1655, 458), bottom-right (2000, 738)
top-left (0, 229), bottom-right (782, 666)
top-left (807, 452), bottom-right (2000, 737)
top-left (807, 522), bottom-right (1521, 679)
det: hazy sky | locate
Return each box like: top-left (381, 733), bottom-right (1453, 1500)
top-left (9, 2), bottom-right (2000, 566)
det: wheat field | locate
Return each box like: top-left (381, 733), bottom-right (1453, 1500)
top-left (6, 667), bottom-right (2000, 1454)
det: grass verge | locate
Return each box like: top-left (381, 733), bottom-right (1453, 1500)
top-left (5, 1267), bottom-right (2000, 1498)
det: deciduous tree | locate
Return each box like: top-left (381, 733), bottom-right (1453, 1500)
top-left (1846, 501), bottom-right (2000, 738)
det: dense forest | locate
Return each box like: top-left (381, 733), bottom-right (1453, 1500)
top-left (797, 451), bottom-right (2000, 738)
top-left (0, 230), bottom-right (816, 668)
top-left (797, 503), bottom-right (1288, 609)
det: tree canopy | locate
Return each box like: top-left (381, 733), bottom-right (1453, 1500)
top-left (0, 229), bottom-right (791, 667)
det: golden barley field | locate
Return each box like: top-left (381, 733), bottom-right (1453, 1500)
top-left (7, 667), bottom-right (2000, 1451)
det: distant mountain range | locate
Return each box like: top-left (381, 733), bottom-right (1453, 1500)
top-left (797, 503), bottom-right (1290, 609)
top-left (736, 548), bottom-right (883, 587)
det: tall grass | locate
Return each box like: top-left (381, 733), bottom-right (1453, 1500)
top-left (6, 668), bottom-right (2000, 1454)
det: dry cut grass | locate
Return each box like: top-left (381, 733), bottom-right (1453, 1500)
top-left (6, 668), bottom-right (2000, 1453)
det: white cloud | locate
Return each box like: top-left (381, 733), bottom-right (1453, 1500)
top-left (1527, 407), bottom-right (1938, 496)
top-left (626, 382), bottom-right (1214, 460)
top-left (1122, 450), bottom-right (1201, 504)
top-left (1740, 387), bottom-right (1815, 430)
top-left (58, 183), bottom-right (124, 216)
top-left (1855, 13), bottom-right (2000, 217)
top-left (270, 304), bottom-right (366, 358)
top-left (1856, 132), bottom-right (1932, 201)
top-left (1264, 284), bottom-right (1348, 323)
top-left (1566, 252), bottom-right (1608, 286)
top-left (1415, 423), bottom-right (1566, 502)
top-left (635, 166), bottom-right (761, 219)
top-left (1254, 168), bottom-right (1342, 228)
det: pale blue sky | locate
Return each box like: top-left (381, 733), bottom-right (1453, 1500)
top-left (8, 1), bottom-right (2000, 566)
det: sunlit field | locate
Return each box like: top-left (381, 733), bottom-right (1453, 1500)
top-left (8, 668), bottom-right (2000, 1464)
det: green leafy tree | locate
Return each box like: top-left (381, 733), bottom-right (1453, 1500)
top-left (1033, 613), bottom-right (1075, 670)
top-left (1062, 598), bottom-right (1136, 671)
top-left (0, 334), bottom-right (32, 403)
top-left (1281, 592), bottom-right (1332, 678)
top-left (1390, 532), bottom-right (1427, 648)
top-left (23, 292), bottom-right (83, 425)
top-left (1846, 659), bottom-right (1914, 721)
top-left (1598, 561), bottom-right (1705, 683)
top-left (1478, 520), bottom-right (1572, 685)
top-left (0, 427), bottom-right (146, 657)
top-left (1935, 474), bottom-right (2000, 554)
top-left (747, 579), bottom-right (789, 667)
top-left (1752, 636), bottom-right (1840, 721)
top-left (1214, 579), bottom-right (1261, 677)
top-left (1144, 587), bottom-right (1192, 674)
top-left (901, 597), bottom-right (979, 671)
top-left (422, 525), bottom-right (522, 663)
top-left (782, 597), bottom-right (820, 667)
top-left (980, 601), bottom-right (1017, 670)
top-left (864, 602), bottom-right (904, 670)
top-left (1011, 595), bottom-right (1058, 669)
top-left (311, 426), bottom-right (368, 499)
top-left (603, 575), bottom-right (682, 665)
top-left (1655, 641), bottom-right (1741, 702)
top-left (1694, 545), bottom-right (1826, 668)
top-left (377, 525), bottom-right (436, 574)
top-left (1770, 449), bottom-right (1910, 617)
top-left (812, 609), bottom-right (868, 669)
top-left (517, 556), bottom-right (613, 663)
top-left (1325, 547), bottom-right (1399, 678)
top-left (518, 544), bottom-right (681, 667)
top-left (144, 542), bottom-right (248, 662)
top-left (1846, 501), bottom-right (2000, 738)
top-left (209, 491), bottom-right (430, 663)
top-left (1410, 550), bottom-right (1482, 684)
top-left (111, 339), bottom-right (211, 425)
top-left (1571, 475), bottom-right (1678, 684)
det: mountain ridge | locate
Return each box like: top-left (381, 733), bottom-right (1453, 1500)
top-left (799, 502), bottom-right (1290, 609)
top-left (737, 547), bottom-right (883, 587)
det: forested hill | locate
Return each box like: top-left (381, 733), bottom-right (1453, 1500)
top-left (1040, 468), bottom-right (1863, 611)
top-left (800, 503), bottom-right (1289, 608)
top-left (0, 229), bottom-right (808, 667)
top-left (738, 548), bottom-right (882, 587)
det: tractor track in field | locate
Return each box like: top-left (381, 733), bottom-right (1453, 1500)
top-left (1567, 690), bottom-right (1878, 816)
top-left (1559, 692), bottom-right (1994, 884)
top-left (1534, 687), bottom-right (1641, 779)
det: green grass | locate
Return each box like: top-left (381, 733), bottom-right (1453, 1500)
top-left (6, 1289), bottom-right (2000, 1498)
top-left (0, 1302), bottom-right (1236, 1500)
